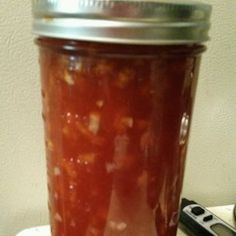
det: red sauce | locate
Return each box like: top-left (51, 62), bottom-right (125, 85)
top-left (37, 38), bottom-right (204, 236)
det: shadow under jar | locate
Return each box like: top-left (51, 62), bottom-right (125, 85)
top-left (32, 1), bottom-right (212, 236)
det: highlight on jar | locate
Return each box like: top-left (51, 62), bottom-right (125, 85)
top-left (31, 1), bottom-right (212, 236)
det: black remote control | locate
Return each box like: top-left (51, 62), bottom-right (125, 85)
top-left (179, 198), bottom-right (236, 236)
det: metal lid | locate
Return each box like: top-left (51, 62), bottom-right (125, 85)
top-left (32, 0), bottom-right (212, 45)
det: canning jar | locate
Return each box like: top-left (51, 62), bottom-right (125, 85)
top-left (32, 1), bottom-right (212, 236)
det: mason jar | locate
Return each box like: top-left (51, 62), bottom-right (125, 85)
top-left (32, 1), bottom-right (212, 235)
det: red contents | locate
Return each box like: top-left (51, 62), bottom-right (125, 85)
top-left (38, 38), bottom-right (204, 236)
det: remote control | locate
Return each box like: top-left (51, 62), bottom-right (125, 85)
top-left (180, 198), bottom-right (236, 236)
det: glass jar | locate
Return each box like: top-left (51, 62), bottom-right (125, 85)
top-left (33, 1), bottom-right (212, 236)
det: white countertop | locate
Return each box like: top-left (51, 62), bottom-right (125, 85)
top-left (16, 205), bottom-right (235, 236)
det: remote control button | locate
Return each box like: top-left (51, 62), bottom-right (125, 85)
top-left (191, 206), bottom-right (205, 216)
top-left (203, 215), bottom-right (213, 222)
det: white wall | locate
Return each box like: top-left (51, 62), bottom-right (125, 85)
top-left (183, 0), bottom-right (236, 205)
top-left (0, 1), bottom-right (235, 235)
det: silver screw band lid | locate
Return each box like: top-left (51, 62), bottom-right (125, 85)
top-left (32, 0), bottom-right (212, 45)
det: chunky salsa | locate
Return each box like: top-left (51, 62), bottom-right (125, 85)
top-left (38, 38), bottom-right (204, 236)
